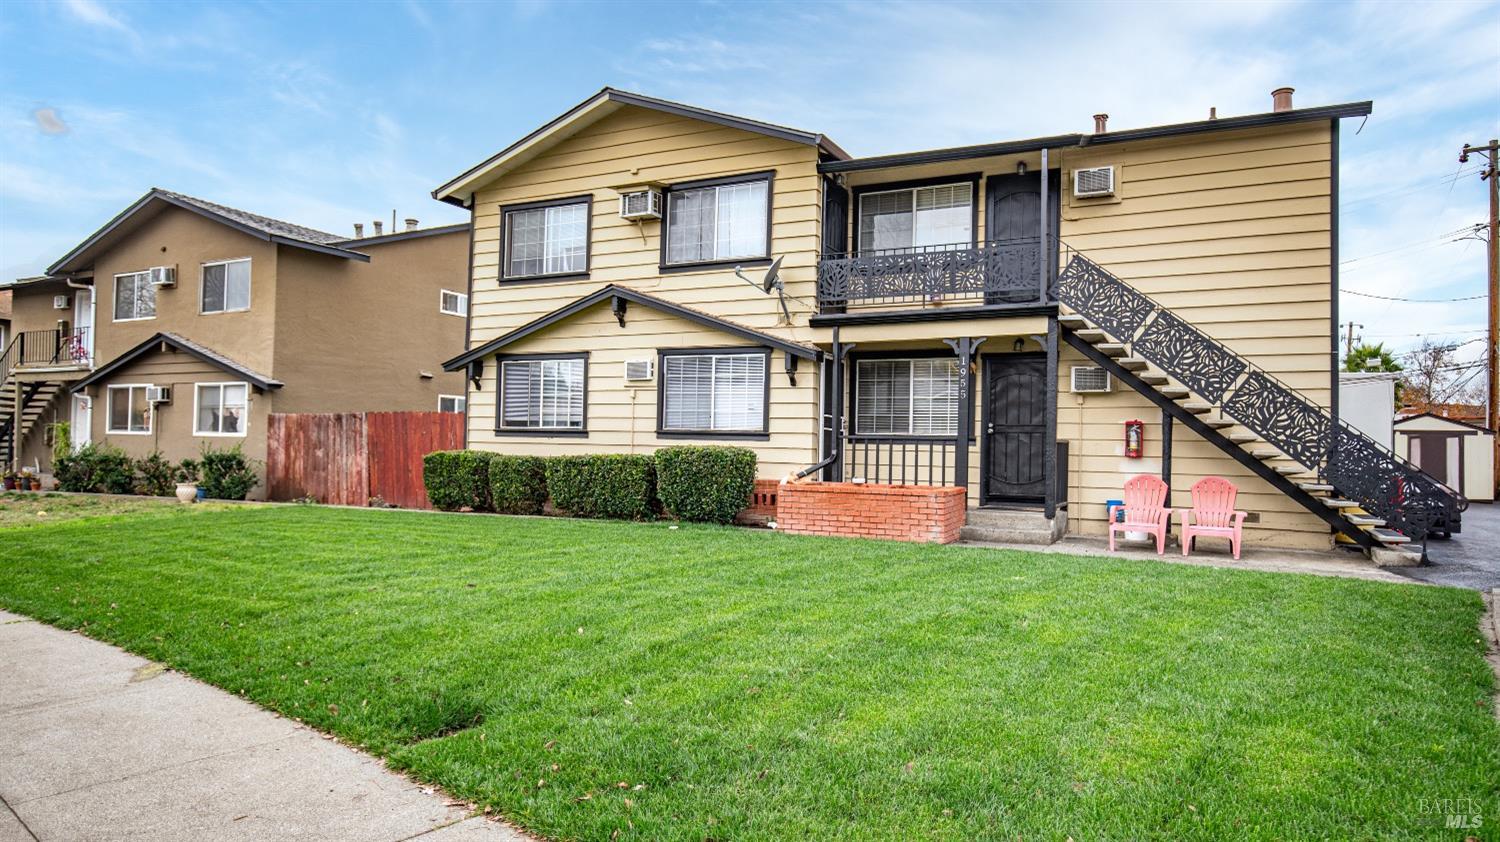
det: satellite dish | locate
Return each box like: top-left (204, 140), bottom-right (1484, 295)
top-left (760, 256), bottom-right (783, 293)
top-left (735, 256), bottom-right (791, 323)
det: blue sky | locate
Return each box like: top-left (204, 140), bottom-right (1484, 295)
top-left (1, 0), bottom-right (1496, 368)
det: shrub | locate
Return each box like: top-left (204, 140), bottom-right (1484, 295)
top-left (655, 446), bottom-right (757, 524)
top-left (54, 444), bottom-right (134, 494)
top-left (135, 452), bottom-right (177, 497)
top-left (50, 421), bottom-right (70, 464)
top-left (545, 454), bottom-right (656, 520)
top-left (175, 458), bottom-right (200, 484)
top-left (423, 450), bottom-right (498, 512)
top-left (199, 444), bottom-right (259, 500)
top-left (487, 455), bottom-right (548, 515)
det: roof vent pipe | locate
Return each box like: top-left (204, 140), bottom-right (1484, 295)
top-left (1272, 87), bottom-right (1294, 112)
top-left (405, 218), bottom-right (419, 231)
top-left (353, 222), bottom-right (364, 238)
top-left (1093, 113), bottom-right (1108, 133)
top-left (373, 220), bottom-right (383, 236)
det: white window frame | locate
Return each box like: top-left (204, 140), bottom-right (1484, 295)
top-left (438, 394), bottom-right (466, 413)
top-left (497, 355), bottom-right (587, 432)
top-left (658, 349), bottom-right (769, 436)
top-left (192, 380), bottom-right (250, 437)
top-left (199, 258), bottom-right (252, 315)
top-left (662, 173), bottom-right (772, 267)
top-left (853, 357), bottom-right (963, 437)
top-left (112, 270), bottom-right (156, 322)
top-left (439, 289), bottom-right (468, 317)
top-left (106, 384), bottom-right (153, 435)
top-left (856, 181), bottom-right (975, 254)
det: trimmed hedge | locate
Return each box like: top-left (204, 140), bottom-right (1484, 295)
top-left (424, 450), bottom-right (499, 511)
top-left (488, 455), bottom-right (548, 515)
top-left (55, 444), bottom-right (135, 494)
top-left (546, 454), bottom-right (657, 520)
top-left (655, 445), bottom-right (757, 524)
top-left (199, 444), bottom-right (259, 500)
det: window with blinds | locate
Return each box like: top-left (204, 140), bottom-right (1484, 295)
top-left (664, 177), bottom-right (769, 265)
top-left (855, 358), bottom-right (960, 436)
top-left (660, 351), bottom-right (767, 433)
top-left (499, 357), bottom-right (585, 430)
top-left (504, 201), bottom-right (589, 278)
top-left (857, 182), bottom-right (973, 253)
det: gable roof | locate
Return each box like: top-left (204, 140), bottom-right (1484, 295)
top-left (71, 332), bottom-right (282, 392)
top-left (442, 284), bottom-right (820, 371)
top-left (1394, 412), bottom-right (1494, 434)
top-left (432, 87), bottom-right (848, 207)
top-left (48, 189), bottom-right (370, 276)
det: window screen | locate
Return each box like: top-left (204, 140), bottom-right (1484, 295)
top-left (665, 178), bottom-right (769, 265)
top-left (499, 358), bottom-right (585, 429)
top-left (855, 358), bottom-right (960, 435)
top-left (661, 352), bottom-right (766, 432)
top-left (505, 202), bottom-right (588, 278)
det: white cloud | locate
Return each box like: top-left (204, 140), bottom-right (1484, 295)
top-left (62, 0), bottom-right (134, 35)
top-left (31, 107), bottom-right (68, 135)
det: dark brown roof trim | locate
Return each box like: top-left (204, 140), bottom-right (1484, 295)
top-left (1394, 412), bottom-right (1494, 434)
top-left (71, 331), bottom-right (282, 393)
top-left (819, 101), bottom-right (1374, 174)
top-left (334, 222), bottom-right (470, 247)
top-left (443, 284), bottom-right (820, 371)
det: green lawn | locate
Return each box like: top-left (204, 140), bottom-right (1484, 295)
top-left (1, 502), bottom-right (1496, 840)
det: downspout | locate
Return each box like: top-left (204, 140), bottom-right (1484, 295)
top-left (795, 327), bottom-right (842, 479)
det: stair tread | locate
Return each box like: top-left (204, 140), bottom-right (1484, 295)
top-left (1250, 448), bottom-right (1281, 459)
top-left (1322, 498), bottom-right (1360, 508)
top-left (1345, 514), bottom-right (1385, 526)
top-left (1298, 483), bottom-right (1335, 492)
top-left (1118, 358), bottom-right (1149, 370)
top-left (1369, 528), bottom-right (1411, 544)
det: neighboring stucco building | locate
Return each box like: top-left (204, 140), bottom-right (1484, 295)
top-left (434, 86), bottom-right (1463, 554)
top-left (2, 189), bottom-right (468, 495)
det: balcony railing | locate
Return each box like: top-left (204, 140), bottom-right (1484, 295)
top-left (817, 237), bottom-right (1055, 310)
top-left (0, 328), bottom-right (92, 382)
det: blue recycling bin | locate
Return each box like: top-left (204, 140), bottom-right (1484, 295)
top-left (1106, 499), bottom-right (1124, 522)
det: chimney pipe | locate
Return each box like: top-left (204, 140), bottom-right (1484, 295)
top-left (373, 220), bottom-right (383, 236)
top-left (1209, 106), bottom-right (1217, 120)
top-left (405, 218), bottom-right (419, 232)
top-left (353, 222), bottom-right (364, 238)
top-left (1272, 87), bottom-right (1294, 112)
top-left (1093, 113), bottom-right (1108, 133)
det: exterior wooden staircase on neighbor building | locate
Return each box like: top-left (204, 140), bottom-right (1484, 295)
top-left (1052, 250), bottom-right (1466, 559)
top-left (1, 328), bottom-right (92, 470)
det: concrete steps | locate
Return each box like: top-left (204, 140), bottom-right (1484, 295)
top-left (960, 507), bottom-right (1066, 545)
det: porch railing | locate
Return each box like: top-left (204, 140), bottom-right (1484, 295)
top-left (841, 435), bottom-right (956, 486)
top-left (0, 328), bottom-right (92, 382)
top-left (817, 237), bottom-right (1055, 309)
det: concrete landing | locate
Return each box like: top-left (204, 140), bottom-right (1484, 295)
top-left (959, 507), bottom-right (1066, 545)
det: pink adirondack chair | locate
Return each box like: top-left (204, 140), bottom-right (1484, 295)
top-left (1108, 474), bottom-right (1171, 555)
top-left (1179, 476), bottom-right (1248, 560)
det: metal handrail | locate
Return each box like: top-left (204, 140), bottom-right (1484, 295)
top-left (817, 236), bottom-right (1053, 306)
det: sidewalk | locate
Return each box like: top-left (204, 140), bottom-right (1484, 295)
top-left (0, 611), bottom-right (533, 842)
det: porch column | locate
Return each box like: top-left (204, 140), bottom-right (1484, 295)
top-left (1038, 146), bottom-right (1050, 303)
top-left (1161, 407), bottom-right (1174, 503)
top-left (10, 377), bottom-right (20, 474)
top-left (826, 327), bottom-right (854, 482)
top-left (945, 337), bottom-right (985, 495)
top-left (1043, 314), bottom-right (1060, 518)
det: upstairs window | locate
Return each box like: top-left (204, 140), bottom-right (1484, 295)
top-left (195, 382), bottom-right (249, 436)
top-left (663, 173), bottom-right (770, 266)
top-left (201, 259), bottom-right (251, 314)
top-left (854, 358), bottom-right (961, 436)
top-left (440, 289), bottom-right (468, 316)
top-left (858, 182), bottom-right (973, 253)
top-left (659, 350), bottom-right (768, 435)
top-left (499, 355), bottom-right (586, 431)
top-left (503, 198), bottom-right (590, 279)
top-left (113, 271), bottom-right (156, 321)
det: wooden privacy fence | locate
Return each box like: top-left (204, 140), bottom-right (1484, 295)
top-left (267, 411), bottom-right (463, 508)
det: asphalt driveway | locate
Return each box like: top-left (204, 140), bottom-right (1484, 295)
top-left (1396, 501), bottom-right (1500, 590)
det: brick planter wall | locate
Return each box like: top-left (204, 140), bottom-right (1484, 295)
top-left (735, 479), bottom-right (781, 527)
top-left (775, 480), bottom-right (967, 544)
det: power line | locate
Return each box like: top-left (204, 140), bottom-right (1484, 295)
top-left (1343, 165), bottom-right (1486, 208)
top-left (1338, 223), bottom-right (1485, 266)
top-left (1341, 289), bottom-right (1486, 302)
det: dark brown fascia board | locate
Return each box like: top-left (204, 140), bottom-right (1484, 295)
top-left (333, 223), bottom-right (470, 247)
top-left (1394, 412), bottom-right (1495, 434)
top-left (819, 101), bottom-right (1374, 174)
top-left (71, 332), bottom-right (282, 393)
top-left (443, 284), bottom-right (820, 371)
top-left (48, 189), bottom-right (369, 275)
top-left (431, 87), bottom-right (846, 203)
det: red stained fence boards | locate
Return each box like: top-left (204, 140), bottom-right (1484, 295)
top-left (267, 411), bottom-right (461, 508)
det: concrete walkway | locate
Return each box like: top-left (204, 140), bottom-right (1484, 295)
top-left (0, 611), bottom-right (533, 842)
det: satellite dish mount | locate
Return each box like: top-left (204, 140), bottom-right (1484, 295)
top-left (735, 256), bottom-right (789, 323)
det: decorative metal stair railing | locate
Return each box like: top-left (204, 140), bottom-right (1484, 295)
top-left (1053, 250), bottom-right (1466, 544)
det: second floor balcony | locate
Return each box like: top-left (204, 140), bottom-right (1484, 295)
top-left (816, 237), bottom-right (1057, 313)
top-left (1, 328), bottom-right (93, 382)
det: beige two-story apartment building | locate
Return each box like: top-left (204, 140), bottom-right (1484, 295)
top-left (430, 87), bottom-right (1459, 553)
top-left (2, 189), bottom-right (469, 494)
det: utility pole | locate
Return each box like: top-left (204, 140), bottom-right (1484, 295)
top-left (1460, 139), bottom-right (1499, 494)
top-left (1342, 321), bottom-right (1363, 361)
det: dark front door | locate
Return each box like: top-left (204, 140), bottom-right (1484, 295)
top-left (984, 171), bottom-right (1061, 303)
top-left (1413, 433), bottom-right (1456, 485)
top-left (983, 354), bottom-right (1047, 503)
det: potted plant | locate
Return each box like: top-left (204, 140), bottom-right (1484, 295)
top-left (18, 469), bottom-right (38, 492)
top-left (174, 459), bottom-right (200, 504)
top-left (2, 471), bottom-right (16, 491)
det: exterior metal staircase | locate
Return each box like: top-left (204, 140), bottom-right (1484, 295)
top-left (0, 379), bottom-right (62, 467)
top-left (1, 328), bottom-right (91, 470)
top-left (1053, 250), bottom-right (1466, 555)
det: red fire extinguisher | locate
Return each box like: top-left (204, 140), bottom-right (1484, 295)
top-left (1124, 419), bottom-right (1144, 458)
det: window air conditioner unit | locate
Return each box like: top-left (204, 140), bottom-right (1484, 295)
top-left (1073, 166), bottom-right (1115, 198)
top-left (1070, 366), bottom-right (1111, 393)
top-left (146, 385), bottom-right (172, 404)
top-left (624, 359), bottom-right (654, 382)
top-left (149, 266), bottom-right (176, 287)
top-left (619, 190), bottom-right (662, 220)
top-left (53, 294), bottom-right (71, 309)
